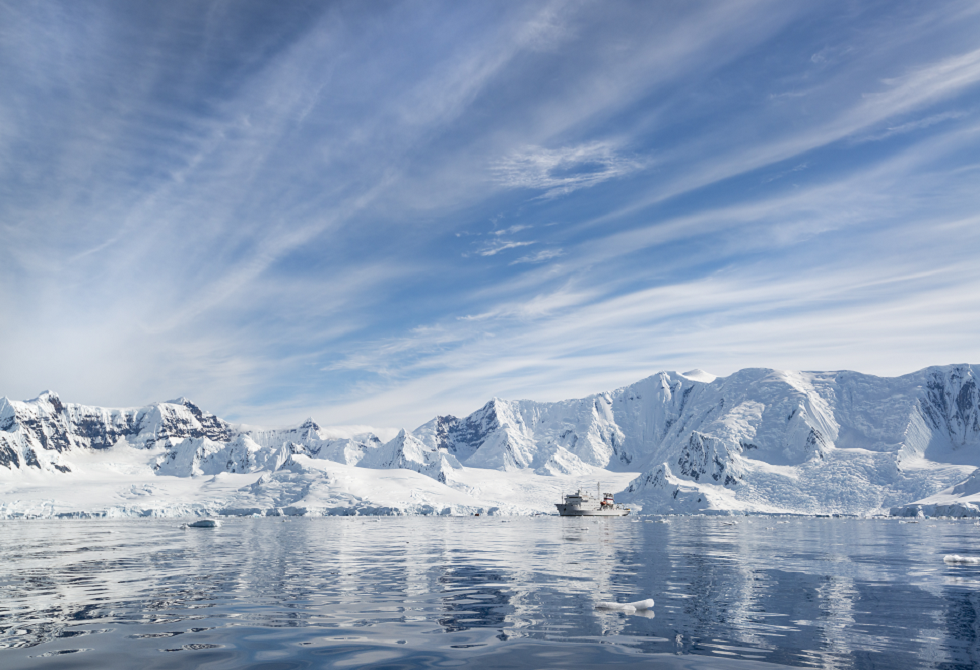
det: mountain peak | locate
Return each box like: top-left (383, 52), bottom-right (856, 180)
top-left (299, 418), bottom-right (321, 431)
top-left (679, 369), bottom-right (717, 383)
top-left (33, 391), bottom-right (65, 414)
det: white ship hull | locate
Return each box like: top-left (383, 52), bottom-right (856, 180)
top-left (555, 504), bottom-right (629, 516)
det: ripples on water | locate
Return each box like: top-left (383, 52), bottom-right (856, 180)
top-left (1, 516), bottom-right (979, 669)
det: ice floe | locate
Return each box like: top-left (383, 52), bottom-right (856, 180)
top-left (595, 598), bottom-right (654, 612)
top-left (943, 555), bottom-right (980, 564)
top-left (186, 519), bottom-right (220, 528)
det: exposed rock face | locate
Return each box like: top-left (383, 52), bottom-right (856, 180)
top-left (919, 368), bottom-right (980, 450)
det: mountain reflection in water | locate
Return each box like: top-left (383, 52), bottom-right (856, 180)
top-left (1, 516), bottom-right (979, 669)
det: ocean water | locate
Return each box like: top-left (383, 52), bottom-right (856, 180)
top-left (1, 515), bottom-right (979, 669)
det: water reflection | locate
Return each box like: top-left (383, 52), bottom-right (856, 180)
top-left (436, 565), bottom-right (511, 633)
top-left (1, 516), bottom-right (980, 668)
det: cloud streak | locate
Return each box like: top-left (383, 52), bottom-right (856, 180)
top-left (492, 141), bottom-right (644, 198)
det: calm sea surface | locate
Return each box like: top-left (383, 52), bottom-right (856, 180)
top-left (1, 516), bottom-right (979, 669)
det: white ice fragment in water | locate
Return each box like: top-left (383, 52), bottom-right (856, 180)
top-left (187, 519), bottom-right (220, 528)
top-left (595, 598), bottom-right (654, 612)
top-left (944, 555), bottom-right (980, 564)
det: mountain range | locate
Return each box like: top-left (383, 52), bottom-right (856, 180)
top-left (3, 364), bottom-right (980, 518)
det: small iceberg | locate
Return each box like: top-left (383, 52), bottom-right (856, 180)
top-left (944, 555), bottom-right (980, 564)
top-left (187, 519), bottom-right (221, 528)
top-left (595, 598), bottom-right (654, 612)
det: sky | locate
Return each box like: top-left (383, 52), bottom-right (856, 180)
top-left (2, 0), bottom-right (980, 429)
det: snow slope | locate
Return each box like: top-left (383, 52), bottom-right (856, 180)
top-left (0, 441), bottom-right (634, 518)
top-left (2, 364), bottom-right (980, 517)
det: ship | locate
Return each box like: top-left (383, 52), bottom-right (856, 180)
top-left (556, 485), bottom-right (630, 516)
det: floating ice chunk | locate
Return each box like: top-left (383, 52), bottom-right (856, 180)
top-left (944, 555), bottom-right (980, 564)
top-left (187, 519), bottom-right (220, 528)
top-left (596, 598), bottom-right (654, 612)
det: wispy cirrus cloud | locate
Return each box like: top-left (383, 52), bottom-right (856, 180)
top-left (511, 249), bottom-right (563, 265)
top-left (857, 110), bottom-right (970, 142)
top-left (477, 239), bottom-right (536, 257)
top-left (761, 162), bottom-right (808, 184)
top-left (493, 224), bottom-right (532, 236)
top-left (491, 141), bottom-right (644, 198)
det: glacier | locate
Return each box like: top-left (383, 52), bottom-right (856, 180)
top-left (2, 364), bottom-right (979, 518)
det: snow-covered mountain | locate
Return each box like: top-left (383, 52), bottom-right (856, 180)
top-left (0, 393), bottom-right (232, 472)
top-left (2, 364), bottom-right (980, 517)
top-left (359, 429), bottom-right (462, 484)
top-left (0, 393), bottom-right (385, 477)
top-left (411, 366), bottom-right (980, 515)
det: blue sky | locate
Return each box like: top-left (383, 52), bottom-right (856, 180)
top-left (2, 0), bottom-right (980, 429)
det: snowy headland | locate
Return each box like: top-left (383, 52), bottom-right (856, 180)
top-left (3, 364), bottom-right (980, 518)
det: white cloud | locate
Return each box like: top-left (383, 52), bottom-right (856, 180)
top-left (492, 141), bottom-right (644, 198)
top-left (761, 162), bottom-right (808, 183)
top-left (477, 239), bottom-right (536, 257)
top-left (511, 249), bottom-right (563, 265)
top-left (857, 110), bottom-right (969, 142)
top-left (493, 224), bottom-right (532, 236)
